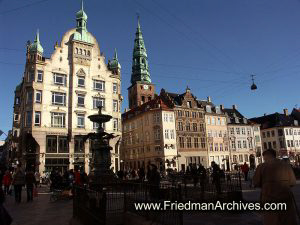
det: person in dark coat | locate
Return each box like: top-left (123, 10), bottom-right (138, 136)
top-left (0, 187), bottom-right (12, 225)
top-left (12, 166), bottom-right (25, 203)
top-left (25, 169), bottom-right (36, 202)
top-left (211, 161), bottom-right (221, 195)
top-left (198, 164), bottom-right (207, 197)
top-left (148, 165), bottom-right (160, 199)
top-left (138, 167), bottom-right (145, 182)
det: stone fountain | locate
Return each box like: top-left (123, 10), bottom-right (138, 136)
top-left (84, 106), bottom-right (118, 187)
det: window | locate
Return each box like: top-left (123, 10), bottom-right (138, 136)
top-left (178, 110), bottom-right (183, 117)
top-left (194, 138), bottom-right (199, 148)
top-left (221, 118), bottom-right (225, 125)
top-left (216, 118), bottom-right (221, 125)
top-left (153, 113), bottom-right (160, 123)
top-left (162, 129), bottom-right (169, 140)
top-left (154, 129), bottom-right (161, 140)
top-left (208, 130), bottom-right (212, 137)
top-left (52, 92), bottom-right (66, 106)
top-left (46, 136), bottom-right (57, 153)
top-left (241, 128), bottom-right (246, 135)
top-left (233, 155), bottom-right (237, 163)
top-left (27, 90), bottom-right (33, 104)
top-left (186, 122), bottom-right (190, 131)
top-left (223, 131), bottom-right (227, 137)
top-left (236, 128), bottom-right (240, 135)
top-left (200, 124), bottom-right (205, 132)
top-left (271, 130), bottom-right (275, 137)
top-left (28, 71), bottom-right (34, 82)
top-left (255, 135), bottom-right (260, 142)
top-left (77, 114), bottom-right (85, 128)
top-left (267, 131), bottom-right (270, 137)
top-left (113, 118), bottom-right (118, 131)
top-left (285, 129), bottom-right (289, 135)
top-left (280, 140), bottom-right (284, 148)
top-left (51, 112), bottom-right (66, 127)
top-left (179, 137), bottom-right (184, 148)
top-left (237, 141), bottom-right (242, 149)
top-left (231, 141), bottom-right (236, 149)
top-left (37, 70), bottom-right (43, 82)
top-left (164, 113), bottom-right (168, 122)
top-left (155, 146), bottom-right (161, 152)
top-left (113, 100), bottom-right (118, 112)
top-left (207, 117), bottom-right (211, 125)
top-left (239, 155), bottom-right (243, 162)
top-left (230, 128), bottom-right (234, 135)
top-left (193, 123), bottom-right (197, 132)
top-left (219, 131), bottom-right (222, 137)
top-left (277, 129), bottom-right (283, 136)
top-left (53, 73), bottom-right (66, 86)
top-left (192, 112), bottom-right (196, 118)
top-left (74, 137), bottom-right (85, 153)
top-left (214, 143), bottom-right (219, 151)
top-left (170, 130), bottom-right (175, 139)
top-left (263, 142), bottom-right (267, 150)
top-left (26, 111), bottom-right (32, 127)
top-left (169, 114), bottom-right (174, 122)
top-left (78, 94), bottom-right (85, 107)
top-left (15, 97), bottom-right (20, 105)
top-left (211, 117), bottom-right (215, 125)
top-left (243, 140), bottom-right (247, 148)
top-left (111, 83), bottom-right (118, 94)
top-left (34, 111), bottom-right (41, 126)
top-left (210, 143), bottom-right (213, 151)
top-left (247, 128), bottom-right (251, 135)
top-left (187, 137), bottom-right (192, 148)
top-left (185, 111), bottom-right (190, 117)
top-left (249, 140), bottom-right (253, 148)
top-left (14, 113), bottom-right (19, 121)
top-left (58, 136), bottom-right (68, 153)
top-left (291, 140), bottom-right (294, 147)
top-left (187, 101), bottom-right (192, 108)
top-left (93, 80), bottom-right (105, 91)
top-left (201, 138), bottom-right (206, 148)
top-left (268, 142), bottom-right (272, 149)
top-left (262, 132), bottom-right (266, 138)
top-left (78, 76), bottom-right (85, 87)
top-left (244, 154), bottom-right (249, 162)
top-left (289, 129), bottom-right (293, 135)
top-left (295, 140), bottom-right (299, 147)
top-left (93, 97), bottom-right (105, 109)
top-left (220, 143), bottom-right (223, 151)
top-left (178, 122), bottom-right (183, 131)
top-left (35, 90), bottom-right (42, 103)
top-left (273, 141), bottom-right (277, 149)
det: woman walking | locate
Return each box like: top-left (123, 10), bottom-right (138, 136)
top-left (12, 166), bottom-right (25, 203)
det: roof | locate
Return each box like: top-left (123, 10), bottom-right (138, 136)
top-left (250, 112), bottom-right (300, 129)
top-left (122, 95), bottom-right (173, 121)
top-left (223, 108), bottom-right (252, 125)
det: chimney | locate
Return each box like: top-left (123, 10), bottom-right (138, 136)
top-left (283, 108), bottom-right (288, 116)
top-left (207, 96), bottom-right (211, 103)
top-left (220, 104), bottom-right (224, 110)
top-left (232, 105), bottom-right (237, 110)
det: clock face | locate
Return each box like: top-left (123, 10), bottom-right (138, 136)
top-left (143, 85), bottom-right (149, 90)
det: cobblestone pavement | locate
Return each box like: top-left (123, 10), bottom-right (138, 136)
top-left (3, 185), bottom-right (73, 225)
top-left (3, 181), bottom-right (300, 225)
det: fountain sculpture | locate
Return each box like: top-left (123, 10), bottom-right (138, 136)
top-left (84, 106), bottom-right (118, 186)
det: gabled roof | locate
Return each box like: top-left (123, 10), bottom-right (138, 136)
top-left (122, 95), bottom-right (172, 121)
top-left (223, 108), bottom-right (251, 125)
top-left (250, 112), bottom-right (300, 129)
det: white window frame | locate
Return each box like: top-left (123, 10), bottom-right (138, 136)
top-left (77, 114), bottom-right (85, 128)
top-left (170, 130), bottom-right (175, 139)
top-left (78, 94), bottom-right (85, 107)
top-left (34, 111), bottom-right (41, 126)
top-left (36, 90), bottom-right (42, 103)
top-left (51, 112), bottom-right (66, 128)
top-left (93, 80), bottom-right (105, 91)
top-left (113, 100), bottom-right (118, 112)
top-left (52, 92), bottom-right (66, 106)
top-left (53, 73), bottom-right (66, 86)
top-left (113, 118), bottom-right (118, 131)
top-left (113, 83), bottom-right (118, 94)
top-left (93, 97), bottom-right (105, 109)
top-left (169, 114), bottom-right (174, 122)
top-left (164, 129), bottom-right (169, 139)
top-left (37, 70), bottom-right (43, 82)
top-left (78, 76), bottom-right (85, 87)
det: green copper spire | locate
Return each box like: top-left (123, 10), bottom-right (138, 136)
top-left (73, 0), bottom-right (92, 43)
top-left (131, 16), bottom-right (151, 85)
top-left (29, 29), bottom-right (43, 54)
top-left (108, 48), bottom-right (121, 71)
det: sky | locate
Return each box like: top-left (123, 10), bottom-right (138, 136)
top-left (1, 0), bottom-right (300, 140)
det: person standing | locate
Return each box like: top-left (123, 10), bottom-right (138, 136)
top-left (241, 162), bottom-right (249, 181)
top-left (211, 161), bottom-right (221, 195)
top-left (12, 166), bottom-right (25, 203)
top-left (34, 171), bottom-right (41, 188)
top-left (253, 149), bottom-right (297, 225)
top-left (247, 165), bottom-right (255, 189)
top-left (2, 171), bottom-right (12, 195)
top-left (25, 169), bottom-right (36, 202)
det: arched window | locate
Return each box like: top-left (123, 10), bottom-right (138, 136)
top-left (76, 48), bottom-right (78, 54)
top-left (87, 50), bottom-right (90, 56)
top-left (80, 49), bottom-right (82, 54)
top-left (84, 50), bottom-right (86, 55)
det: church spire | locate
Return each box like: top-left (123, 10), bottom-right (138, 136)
top-left (29, 29), bottom-right (43, 54)
top-left (131, 16), bottom-right (151, 85)
top-left (73, 0), bottom-right (92, 43)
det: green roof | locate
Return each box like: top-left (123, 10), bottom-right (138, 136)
top-left (29, 30), bottom-right (43, 54)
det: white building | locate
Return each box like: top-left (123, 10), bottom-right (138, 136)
top-left (11, 3), bottom-right (122, 173)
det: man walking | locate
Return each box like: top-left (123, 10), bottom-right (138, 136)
top-left (25, 169), bottom-right (36, 202)
top-left (253, 149), bottom-right (297, 225)
top-left (12, 165), bottom-right (25, 203)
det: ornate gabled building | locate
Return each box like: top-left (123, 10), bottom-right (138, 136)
top-left (128, 18), bottom-right (155, 109)
top-left (160, 87), bottom-right (207, 170)
top-left (11, 2), bottom-right (122, 173)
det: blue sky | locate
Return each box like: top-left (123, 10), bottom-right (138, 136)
top-left (1, 0), bottom-right (300, 140)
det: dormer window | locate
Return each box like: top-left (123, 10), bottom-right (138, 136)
top-left (187, 101), bottom-right (192, 108)
top-left (206, 105), bottom-right (212, 113)
top-left (295, 120), bottom-right (299, 126)
top-left (243, 118), bottom-right (247, 124)
top-left (235, 117), bottom-right (239, 123)
top-left (215, 106), bottom-right (220, 114)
